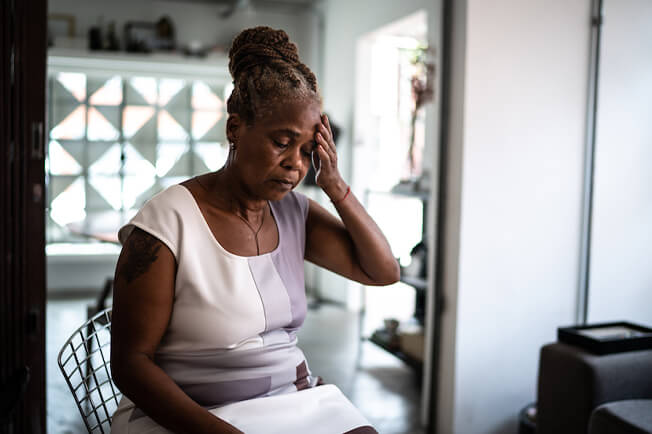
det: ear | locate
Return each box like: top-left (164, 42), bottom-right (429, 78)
top-left (226, 114), bottom-right (243, 144)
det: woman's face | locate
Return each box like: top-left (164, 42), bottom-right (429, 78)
top-left (228, 99), bottom-right (321, 201)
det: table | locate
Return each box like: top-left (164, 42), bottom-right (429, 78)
top-left (66, 210), bottom-right (136, 245)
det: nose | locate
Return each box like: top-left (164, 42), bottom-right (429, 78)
top-left (281, 145), bottom-right (305, 171)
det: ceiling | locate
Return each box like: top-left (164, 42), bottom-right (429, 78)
top-left (157, 0), bottom-right (320, 17)
top-left (158, 0), bottom-right (319, 5)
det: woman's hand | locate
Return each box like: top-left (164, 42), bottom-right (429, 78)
top-left (306, 116), bottom-right (400, 286)
top-left (313, 114), bottom-right (347, 202)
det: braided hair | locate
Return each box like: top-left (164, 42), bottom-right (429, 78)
top-left (226, 26), bottom-right (321, 125)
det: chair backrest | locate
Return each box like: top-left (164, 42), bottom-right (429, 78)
top-left (57, 308), bottom-right (121, 434)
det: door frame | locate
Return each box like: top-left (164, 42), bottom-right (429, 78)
top-left (1, 0), bottom-right (47, 432)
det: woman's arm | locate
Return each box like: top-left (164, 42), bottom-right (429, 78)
top-left (305, 114), bottom-right (400, 286)
top-left (111, 228), bottom-right (242, 434)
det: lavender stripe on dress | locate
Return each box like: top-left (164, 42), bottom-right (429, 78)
top-left (269, 193), bottom-right (308, 329)
top-left (248, 255), bottom-right (293, 332)
top-left (182, 376), bottom-right (272, 406)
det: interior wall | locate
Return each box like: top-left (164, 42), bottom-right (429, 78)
top-left (587, 0), bottom-right (652, 326)
top-left (439, 0), bottom-right (591, 432)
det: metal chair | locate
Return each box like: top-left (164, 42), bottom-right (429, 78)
top-left (58, 308), bottom-right (121, 434)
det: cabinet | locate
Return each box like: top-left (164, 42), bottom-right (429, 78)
top-left (391, 188), bottom-right (429, 325)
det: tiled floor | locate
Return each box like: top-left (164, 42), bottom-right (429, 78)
top-left (46, 297), bottom-right (425, 434)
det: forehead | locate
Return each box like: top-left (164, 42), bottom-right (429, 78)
top-left (254, 100), bottom-right (321, 135)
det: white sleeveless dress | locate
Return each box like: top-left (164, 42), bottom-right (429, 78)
top-left (109, 185), bottom-right (375, 434)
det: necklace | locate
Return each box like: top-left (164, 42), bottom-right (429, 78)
top-left (235, 207), bottom-right (266, 255)
top-left (196, 175), bottom-right (267, 255)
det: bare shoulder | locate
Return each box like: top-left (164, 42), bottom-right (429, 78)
top-left (116, 227), bottom-right (173, 285)
top-left (180, 175), bottom-right (215, 208)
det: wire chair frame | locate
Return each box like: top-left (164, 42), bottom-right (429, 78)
top-left (57, 308), bottom-right (122, 434)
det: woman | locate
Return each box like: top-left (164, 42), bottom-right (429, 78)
top-left (110, 26), bottom-right (399, 433)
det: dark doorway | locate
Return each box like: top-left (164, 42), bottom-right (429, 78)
top-left (1, 0), bottom-right (48, 432)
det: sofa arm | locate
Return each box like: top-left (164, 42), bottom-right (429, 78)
top-left (536, 342), bottom-right (652, 434)
top-left (589, 400), bottom-right (652, 434)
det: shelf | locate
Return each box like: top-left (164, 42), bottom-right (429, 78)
top-left (47, 47), bottom-right (230, 81)
top-left (368, 330), bottom-right (423, 372)
top-left (400, 275), bottom-right (427, 291)
top-left (390, 189), bottom-right (430, 200)
top-left (366, 188), bottom-right (430, 201)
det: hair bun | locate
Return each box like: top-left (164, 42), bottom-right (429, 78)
top-left (229, 26), bottom-right (300, 80)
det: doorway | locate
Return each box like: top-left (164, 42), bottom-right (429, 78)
top-left (353, 9), bottom-right (435, 430)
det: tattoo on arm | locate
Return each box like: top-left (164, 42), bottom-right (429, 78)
top-left (118, 228), bottom-right (162, 284)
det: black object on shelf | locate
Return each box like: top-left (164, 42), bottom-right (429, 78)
top-left (400, 239), bottom-right (428, 324)
top-left (400, 275), bottom-right (427, 290)
top-left (124, 21), bottom-right (156, 53)
top-left (88, 26), bottom-right (102, 51)
top-left (414, 290), bottom-right (426, 325)
top-left (399, 274), bottom-right (426, 325)
top-left (369, 329), bottom-right (423, 372)
top-left (558, 322), bottom-right (652, 355)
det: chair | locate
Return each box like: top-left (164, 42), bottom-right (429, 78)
top-left (58, 308), bottom-right (122, 434)
top-left (85, 278), bottom-right (113, 388)
top-left (536, 342), bottom-right (652, 434)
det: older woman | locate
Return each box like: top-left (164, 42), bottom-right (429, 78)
top-left (110, 26), bottom-right (399, 434)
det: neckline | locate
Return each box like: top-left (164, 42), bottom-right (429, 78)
top-left (177, 184), bottom-right (282, 260)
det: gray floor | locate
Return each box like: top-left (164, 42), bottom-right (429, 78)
top-left (46, 297), bottom-right (424, 434)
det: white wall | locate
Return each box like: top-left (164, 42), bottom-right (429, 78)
top-left (438, 1), bottom-right (591, 432)
top-left (587, 0), bottom-right (652, 326)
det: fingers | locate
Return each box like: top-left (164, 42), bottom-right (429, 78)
top-left (318, 114), bottom-right (336, 153)
top-left (315, 132), bottom-right (336, 165)
top-left (315, 142), bottom-right (332, 168)
top-left (323, 114), bottom-right (332, 136)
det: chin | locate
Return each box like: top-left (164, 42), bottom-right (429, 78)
top-left (265, 180), bottom-right (295, 199)
top-left (267, 188), bottom-right (293, 202)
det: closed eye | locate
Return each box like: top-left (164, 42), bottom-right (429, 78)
top-left (273, 140), bottom-right (289, 149)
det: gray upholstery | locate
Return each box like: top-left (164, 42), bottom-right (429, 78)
top-left (589, 400), bottom-right (652, 434)
top-left (536, 342), bottom-right (652, 434)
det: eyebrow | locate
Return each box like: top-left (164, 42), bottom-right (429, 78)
top-left (272, 128), bottom-right (301, 137)
top-left (272, 129), bottom-right (318, 149)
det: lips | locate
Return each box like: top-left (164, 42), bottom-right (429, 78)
top-left (271, 179), bottom-right (295, 189)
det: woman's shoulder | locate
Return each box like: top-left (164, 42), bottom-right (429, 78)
top-left (142, 183), bottom-right (193, 211)
top-left (117, 184), bottom-right (194, 250)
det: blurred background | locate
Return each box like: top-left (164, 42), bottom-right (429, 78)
top-left (2, 0), bottom-right (650, 433)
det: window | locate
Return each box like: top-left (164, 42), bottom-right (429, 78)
top-left (46, 67), bottom-right (230, 244)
